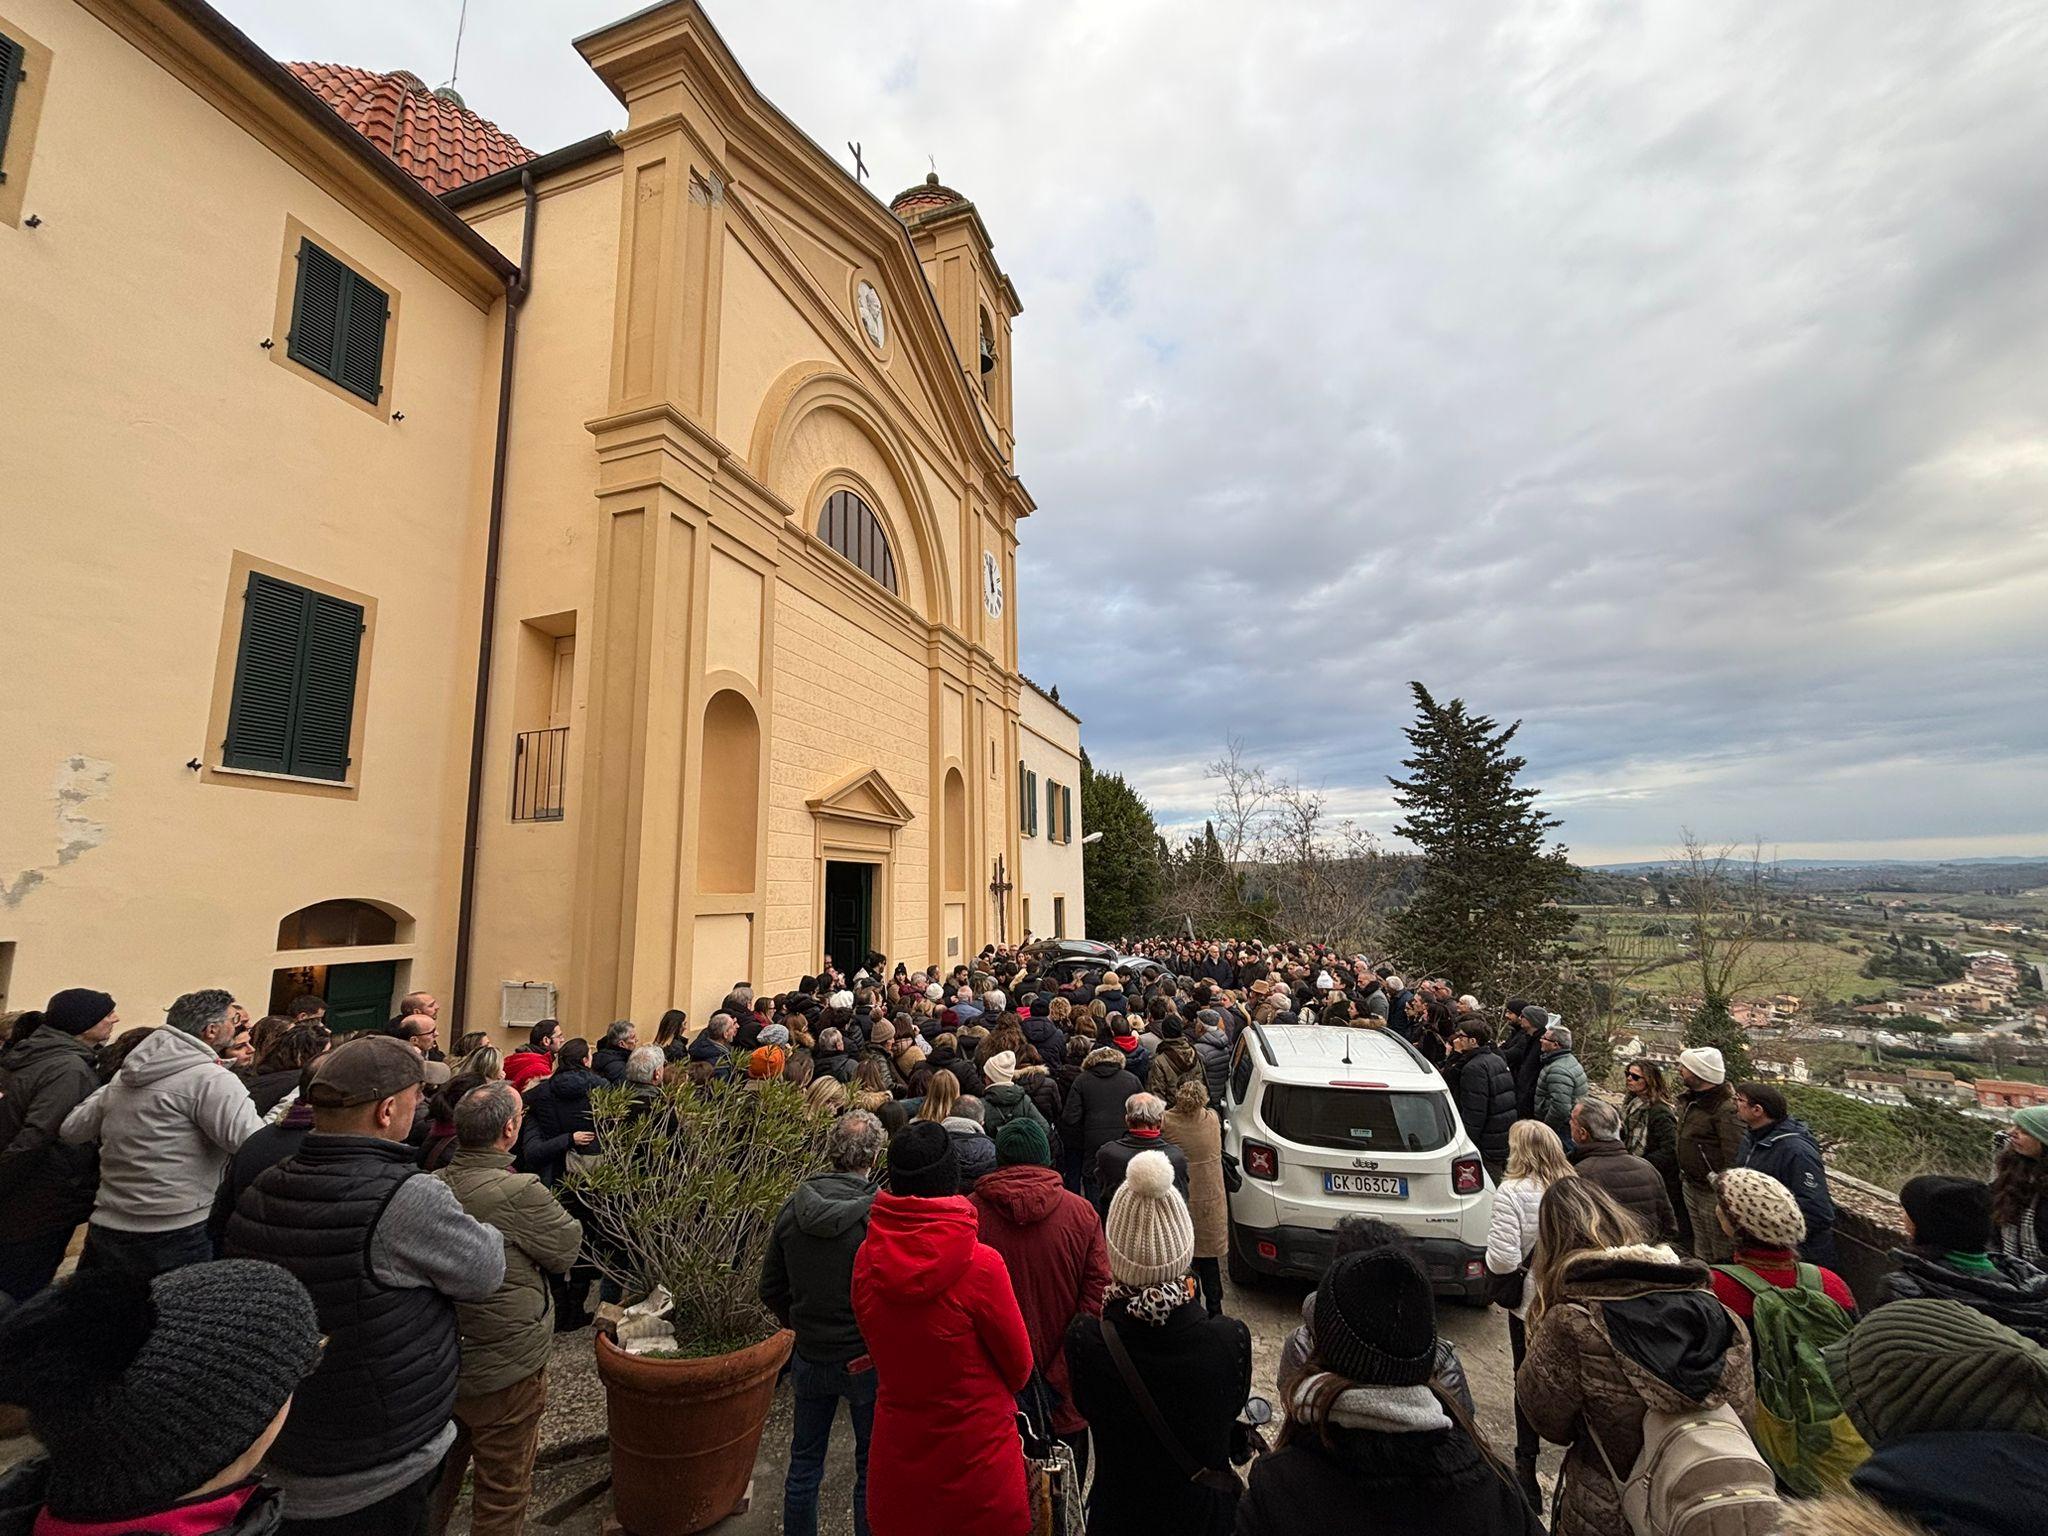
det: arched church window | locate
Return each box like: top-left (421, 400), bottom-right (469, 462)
top-left (817, 490), bottom-right (899, 596)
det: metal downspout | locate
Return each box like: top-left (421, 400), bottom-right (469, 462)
top-left (453, 168), bottom-right (537, 1031)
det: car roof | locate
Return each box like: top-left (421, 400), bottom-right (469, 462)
top-left (1251, 1025), bottom-right (1442, 1087)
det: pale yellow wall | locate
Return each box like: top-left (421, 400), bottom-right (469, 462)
top-left (764, 584), bottom-right (931, 985)
top-left (456, 166), bottom-right (620, 1035)
top-left (0, 0), bottom-right (498, 1020)
top-left (1018, 686), bottom-right (1086, 941)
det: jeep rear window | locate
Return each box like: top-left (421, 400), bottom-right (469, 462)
top-left (1260, 1084), bottom-right (1453, 1153)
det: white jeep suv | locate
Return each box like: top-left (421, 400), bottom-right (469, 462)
top-left (1221, 1023), bottom-right (1495, 1299)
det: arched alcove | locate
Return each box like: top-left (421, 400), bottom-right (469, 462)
top-left (275, 898), bottom-right (410, 950)
top-left (943, 767), bottom-right (967, 892)
top-left (699, 689), bottom-right (761, 892)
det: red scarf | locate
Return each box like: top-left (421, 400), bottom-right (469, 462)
top-left (1128, 1126), bottom-right (1162, 1141)
top-left (1114, 1034), bottom-right (1139, 1052)
top-left (37, 1485), bottom-right (260, 1536)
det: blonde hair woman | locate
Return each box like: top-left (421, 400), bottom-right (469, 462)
top-left (455, 1044), bottom-right (503, 1082)
top-left (914, 1067), bottom-right (960, 1124)
top-left (1484, 1118), bottom-right (1575, 1508)
top-left (805, 1074), bottom-right (847, 1115)
top-left (1516, 1179), bottom-right (1749, 1536)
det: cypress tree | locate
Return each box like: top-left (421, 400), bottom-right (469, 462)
top-left (1080, 749), bottom-right (1162, 942)
top-left (1388, 682), bottom-right (1574, 993)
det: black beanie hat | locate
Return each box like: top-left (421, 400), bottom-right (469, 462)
top-left (1899, 1173), bottom-right (1993, 1254)
top-left (888, 1120), bottom-right (960, 1198)
top-left (1312, 1249), bottom-right (1437, 1387)
top-left (44, 988), bottom-right (116, 1037)
top-left (0, 1262), bottom-right (321, 1520)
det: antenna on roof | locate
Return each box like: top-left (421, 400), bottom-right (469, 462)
top-left (441, 0), bottom-right (471, 92)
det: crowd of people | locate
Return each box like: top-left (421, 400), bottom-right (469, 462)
top-left (0, 940), bottom-right (2044, 1536)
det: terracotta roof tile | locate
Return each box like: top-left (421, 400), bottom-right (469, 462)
top-left (890, 172), bottom-right (970, 219)
top-left (287, 62), bottom-right (533, 197)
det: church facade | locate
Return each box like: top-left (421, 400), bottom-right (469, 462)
top-left (0, 0), bottom-right (1079, 1036)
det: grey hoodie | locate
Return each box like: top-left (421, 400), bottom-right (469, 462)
top-left (759, 1170), bottom-right (877, 1362)
top-left (61, 1026), bottom-right (262, 1231)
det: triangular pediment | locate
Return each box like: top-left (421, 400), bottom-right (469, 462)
top-left (806, 767), bottom-right (914, 827)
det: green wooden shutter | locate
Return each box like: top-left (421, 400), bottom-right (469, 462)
top-left (289, 593), bottom-right (362, 779)
top-left (222, 574), bottom-right (362, 781)
top-left (1046, 779), bottom-right (1058, 842)
top-left (1063, 784), bottom-right (1073, 843)
top-left (1018, 760), bottom-right (1028, 833)
top-left (0, 34), bottom-right (25, 185)
top-left (287, 240), bottom-right (389, 403)
top-left (287, 240), bottom-right (346, 382)
top-left (336, 268), bottom-right (389, 402)
top-left (224, 573), bottom-right (309, 773)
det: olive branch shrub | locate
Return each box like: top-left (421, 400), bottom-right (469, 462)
top-left (563, 1072), bottom-right (836, 1359)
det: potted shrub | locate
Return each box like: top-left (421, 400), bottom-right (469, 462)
top-left (564, 1071), bottom-right (833, 1535)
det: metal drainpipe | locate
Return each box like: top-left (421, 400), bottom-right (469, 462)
top-left (452, 168), bottom-right (538, 1033)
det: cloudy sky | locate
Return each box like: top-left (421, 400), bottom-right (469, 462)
top-left (220, 0), bottom-right (2048, 864)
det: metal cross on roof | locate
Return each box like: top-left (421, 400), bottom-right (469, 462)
top-left (847, 141), bottom-right (868, 184)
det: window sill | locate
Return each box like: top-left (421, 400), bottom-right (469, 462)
top-left (213, 764), bottom-right (354, 790)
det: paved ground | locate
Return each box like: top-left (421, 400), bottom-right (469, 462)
top-left (469, 1274), bottom-right (1560, 1534)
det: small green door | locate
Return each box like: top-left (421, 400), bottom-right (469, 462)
top-left (823, 862), bottom-right (873, 974)
top-left (325, 960), bottom-right (397, 1034)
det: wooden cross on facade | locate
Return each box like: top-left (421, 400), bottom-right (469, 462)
top-left (847, 141), bottom-right (868, 184)
top-left (990, 855), bottom-right (1013, 945)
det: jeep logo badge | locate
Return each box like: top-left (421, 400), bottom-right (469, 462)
top-left (1350, 1157), bottom-right (1379, 1171)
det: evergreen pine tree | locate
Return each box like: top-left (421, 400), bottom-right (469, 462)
top-left (1080, 749), bottom-right (1162, 942)
top-left (1388, 682), bottom-right (1574, 994)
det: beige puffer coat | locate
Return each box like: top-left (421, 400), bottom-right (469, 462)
top-left (1160, 1103), bottom-right (1227, 1259)
top-left (433, 1146), bottom-right (585, 1397)
top-left (1516, 1244), bottom-right (1754, 1536)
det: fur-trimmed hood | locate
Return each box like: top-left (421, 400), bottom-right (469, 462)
top-left (1556, 1242), bottom-right (1709, 1302)
top-left (1778, 1496), bottom-right (1927, 1536)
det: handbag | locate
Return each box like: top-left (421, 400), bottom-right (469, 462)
top-left (1484, 1264), bottom-right (1527, 1311)
top-left (1017, 1371), bottom-right (1083, 1536)
top-left (1100, 1315), bottom-right (1244, 1499)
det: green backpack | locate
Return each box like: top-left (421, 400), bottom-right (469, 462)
top-left (1715, 1262), bottom-right (1869, 1496)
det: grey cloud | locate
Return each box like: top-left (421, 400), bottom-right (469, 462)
top-left (219, 0), bottom-right (2048, 861)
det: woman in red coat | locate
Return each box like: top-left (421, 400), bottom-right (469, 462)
top-left (972, 1116), bottom-right (1112, 1477)
top-left (854, 1120), bottom-right (1035, 1536)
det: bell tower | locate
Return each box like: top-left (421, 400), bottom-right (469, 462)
top-left (889, 172), bottom-right (1021, 465)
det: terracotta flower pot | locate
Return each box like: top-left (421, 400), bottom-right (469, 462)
top-left (594, 1326), bottom-right (794, 1536)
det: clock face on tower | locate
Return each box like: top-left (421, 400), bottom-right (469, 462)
top-left (982, 550), bottom-right (1005, 618)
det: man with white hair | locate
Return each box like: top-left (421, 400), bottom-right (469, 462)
top-left (982, 988), bottom-right (1007, 1016)
top-left (625, 1045), bottom-right (666, 1087)
top-left (951, 986), bottom-right (984, 1024)
top-left (1092, 1093), bottom-right (1189, 1213)
top-left (1456, 994), bottom-right (1481, 1017)
top-left (1569, 1097), bottom-right (1675, 1238)
top-left (430, 1080), bottom-right (583, 1536)
top-left (689, 1012), bottom-right (738, 1065)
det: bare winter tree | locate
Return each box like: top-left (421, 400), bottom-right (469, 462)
top-left (1157, 739), bottom-right (1395, 951)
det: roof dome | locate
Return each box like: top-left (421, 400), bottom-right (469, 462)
top-left (890, 171), bottom-right (969, 219)
top-left (286, 61), bottom-right (533, 197)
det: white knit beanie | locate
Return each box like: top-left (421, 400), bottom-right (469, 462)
top-left (1678, 1046), bottom-right (1726, 1085)
top-left (1105, 1150), bottom-right (1195, 1287)
top-left (984, 1051), bottom-right (1017, 1086)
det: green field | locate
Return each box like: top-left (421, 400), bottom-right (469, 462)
top-left (1566, 908), bottom-right (1879, 1004)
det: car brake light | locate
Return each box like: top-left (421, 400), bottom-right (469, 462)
top-left (1329, 1080), bottom-right (1388, 1089)
top-left (1452, 1156), bottom-right (1484, 1196)
top-left (1243, 1140), bottom-right (1279, 1180)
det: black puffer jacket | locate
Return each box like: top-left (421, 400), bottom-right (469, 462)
top-left (1450, 1046), bottom-right (1516, 1165)
top-left (1236, 1416), bottom-right (1541, 1536)
top-left (1501, 1028), bottom-right (1542, 1120)
top-left (1192, 1031), bottom-right (1232, 1104)
top-left (1875, 1249), bottom-right (2048, 1345)
top-left (1060, 1060), bottom-right (1143, 1169)
top-left (1068, 1299), bottom-right (1251, 1536)
top-left (522, 1066), bottom-right (602, 1185)
top-left (591, 1041), bottom-right (633, 1085)
top-left (0, 1028), bottom-right (101, 1235)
